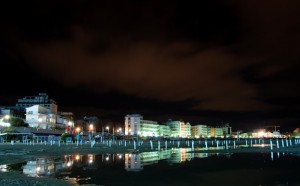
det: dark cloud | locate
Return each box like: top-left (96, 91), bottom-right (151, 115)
top-left (1, 0), bottom-right (300, 130)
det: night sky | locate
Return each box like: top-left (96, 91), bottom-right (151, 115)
top-left (1, 1), bottom-right (300, 132)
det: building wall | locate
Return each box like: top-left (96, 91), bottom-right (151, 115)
top-left (165, 120), bottom-right (181, 137)
top-left (159, 125), bottom-right (171, 137)
top-left (191, 125), bottom-right (209, 138)
top-left (140, 120), bottom-right (159, 137)
top-left (0, 106), bottom-right (25, 119)
top-left (56, 112), bottom-right (74, 129)
top-left (125, 114), bottom-right (142, 136)
top-left (214, 127), bottom-right (224, 137)
top-left (16, 93), bottom-right (58, 114)
top-left (25, 105), bottom-right (56, 129)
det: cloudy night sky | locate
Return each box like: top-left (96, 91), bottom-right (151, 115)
top-left (0, 1), bottom-right (300, 131)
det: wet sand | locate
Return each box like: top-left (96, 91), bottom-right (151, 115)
top-left (1, 140), bottom-right (300, 186)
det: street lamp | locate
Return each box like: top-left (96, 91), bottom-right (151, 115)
top-left (89, 124), bottom-right (94, 140)
top-left (106, 126), bottom-right (110, 139)
top-left (76, 127), bottom-right (81, 143)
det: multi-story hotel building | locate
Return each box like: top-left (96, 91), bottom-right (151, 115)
top-left (125, 114), bottom-right (172, 137)
top-left (25, 105), bottom-right (56, 129)
top-left (191, 124), bottom-right (210, 138)
top-left (125, 114), bottom-right (231, 139)
top-left (165, 119), bottom-right (192, 138)
top-left (16, 93), bottom-right (58, 114)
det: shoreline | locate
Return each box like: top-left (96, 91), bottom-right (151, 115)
top-left (1, 140), bottom-right (300, 186)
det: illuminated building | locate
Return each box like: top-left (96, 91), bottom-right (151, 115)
top-left (16, 93), bottom-right (58, 114)
top-left (165, 119), bottom-right (191, 138)
top-left (159, 125), bottom-right (171, 137)
top-left (25, 105), bottom-right (56, 129)
top-left (125, 114), bottom-right (171, 137)
top-left (191, 125), bottom-right (210, 138)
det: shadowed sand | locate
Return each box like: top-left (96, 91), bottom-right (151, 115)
top-left (1, 139), bottom-right (300, 185)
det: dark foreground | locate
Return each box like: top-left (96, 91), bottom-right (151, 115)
top-left (0, 139), bottom-right (300, 186)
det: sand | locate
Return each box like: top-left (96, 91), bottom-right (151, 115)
top-left (1, 139), bottom-right (300, 186)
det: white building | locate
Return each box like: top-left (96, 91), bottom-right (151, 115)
top-left (125, 114), bottom-right (163, 137)
top-left (165, 119), bottom-right (191, 138)
top-left (213, 127), bottom-right (224, 138)
top-left (191, 125), bottom-right (210, 138)
top-left (25, 105), bottom-right (56, 129)
top-left (125, 114), bottom-right (142, 136)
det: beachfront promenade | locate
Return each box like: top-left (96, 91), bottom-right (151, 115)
top-left (1, 138), bottom-right (300, 158)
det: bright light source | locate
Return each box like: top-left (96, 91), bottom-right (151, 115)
top-left (38, 118), bottom-right (42, 122)
top-left (258, 131), bottom-right (265, 137)
top-left (76, 127), bottom-right (80, 132)
top-left (89, 124), bottom-right (94, 130)
top-left (4, 115), bottom-right (10, 120)
top-left (67, 161), bottom-right (72, 167)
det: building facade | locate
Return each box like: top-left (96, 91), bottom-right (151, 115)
top-left (125, 114), bottom-right (173, 138)
top-left (0, 106), bottom-right (26, 119)
top-left (56, 112), bottom-right (74, 129)
top-left (16, 93), bottom-right (58, 114)
top-left (25, 105), bottom-right (56, 129)
top-left (125, 114), bottom-right (143, 136)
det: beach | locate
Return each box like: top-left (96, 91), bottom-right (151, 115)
top-left (1, 139), bottom-right (300, 186)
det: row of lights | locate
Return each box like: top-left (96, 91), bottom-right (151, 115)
top-left (74, 125), bottom-right (123, 133)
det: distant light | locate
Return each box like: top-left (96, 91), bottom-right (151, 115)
top-left (258, 131), bottom-right (265, 137)
top-left (4, 115), bottom-right (10, 120)
top-left (67, 161), bottom-right (72, 167)
top-left (90, 124), bottom-right (94, 130)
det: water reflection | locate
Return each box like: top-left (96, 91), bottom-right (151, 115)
top-left (18, 148), bottom-right (231, 177)
top-left (11, 149), bottom-right (291, 178)
top-left (124, 148), bottom-right (212, 172)
top-left (22, 155), bottom-right (73, 177)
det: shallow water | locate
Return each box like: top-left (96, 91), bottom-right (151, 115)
top-left (3, 148), bottom-right (300, 186)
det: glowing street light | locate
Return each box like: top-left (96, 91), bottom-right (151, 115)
top-left (4, 115), bottom-right (10, 120)
top-left (258, 131), bottom-right (265, 138)
top-left (89, 124), bottom-right (94, 140)
top-left (89, 124), bottom-right (94, 131)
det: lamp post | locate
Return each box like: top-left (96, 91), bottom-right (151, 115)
top-left (112, 127), bottom-right (115, 142)
top-left (76, 127), bottom-right (81, 143)
top-left (89, 124), bottom-right (94, 141)
top-left (106, 126), bottom-right (109, 140)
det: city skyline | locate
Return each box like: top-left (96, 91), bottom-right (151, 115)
top-left (1, 1), bottom-right (300, 132)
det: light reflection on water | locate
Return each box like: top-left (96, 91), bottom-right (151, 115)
top-left (3, 148), bottom-right (300, 186)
